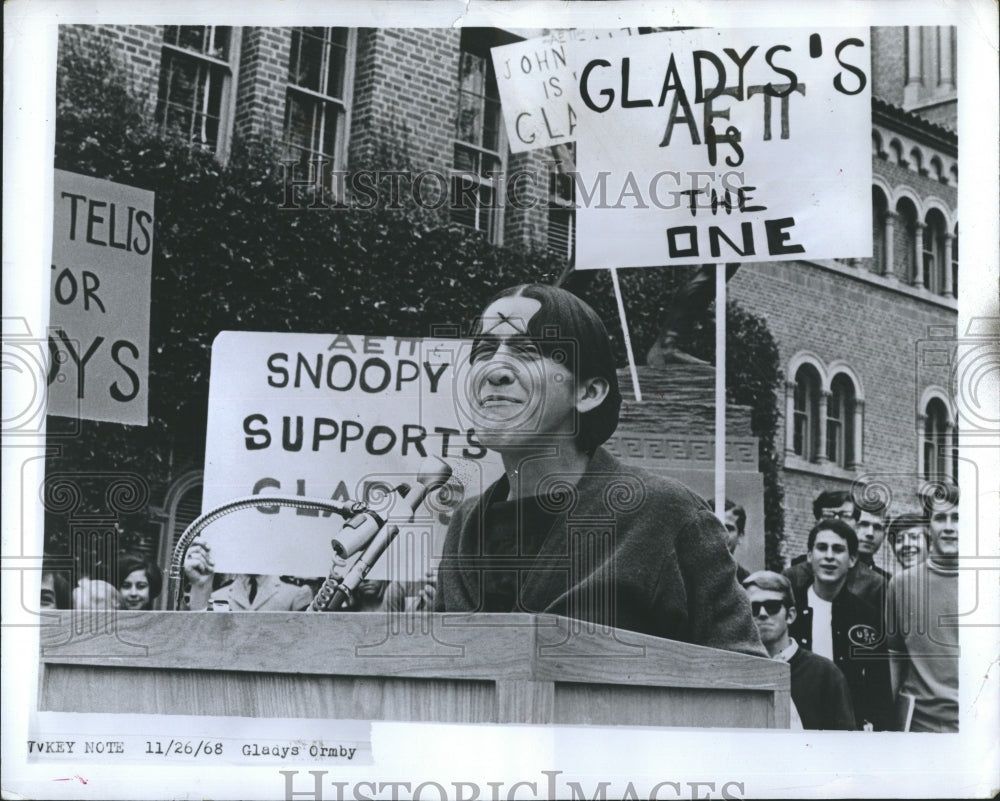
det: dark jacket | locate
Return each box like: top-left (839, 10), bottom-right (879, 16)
top-left (784, 557), bottom-right (887, 611)
top-left (788, 645), bottom-right (856, 730)
top-left (436, 448), bottom-right (767, 658)
top-left (784, 570), bottom-right (895, 730)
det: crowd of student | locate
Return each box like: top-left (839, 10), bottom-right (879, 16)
top-left (738, 484), bottom-right (960, 733)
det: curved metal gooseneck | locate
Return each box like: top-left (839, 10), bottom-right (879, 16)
top-left (168, 457), bottom-right (453, 612)
top-left (168, 495), bottom-right (369, 611)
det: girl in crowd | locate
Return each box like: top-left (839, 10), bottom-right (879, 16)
top-left (887, 513), bottom-right (929, 570)
top-left (116, 555), bottom-right (164, 610)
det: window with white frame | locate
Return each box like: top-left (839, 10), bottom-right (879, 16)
top-left (793, 365), bottom-right (821, 461)
top-left (548, 143), bottom-right (576, 260)
top-left (156, 26), bottom-right (238, 156)
top-left (284, 28), bottom-right (353, 179)
top-left (452, 29), bottom-right (506, 241)
top-left (826, 374), bottom-right (856, 468)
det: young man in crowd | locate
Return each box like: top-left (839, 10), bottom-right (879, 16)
top-left (784, 518), bottom-right (894, 730)
top-left (435, 284), bottom-right (765, 657)
top-left (855, 504), bottom-right (890, 580)
top-left (707, 498), bottom-right (750, 582)
top-left (724, 501), bottom-right (751, 583)
top-left (784, 488), bottom-right (887, 610)
top-left (887, 484), bottom-right (960, 731)
top-left (743, 570), bottom-right (855, 730)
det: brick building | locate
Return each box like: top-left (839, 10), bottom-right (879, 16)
top-left (56, 24), bottom-right (958, 574)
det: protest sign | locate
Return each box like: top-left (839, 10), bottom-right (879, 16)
top-left (48, 170), bottom-right (153, 424)
top-left (557, 28), bottom-right (872, 269)
top-left (201, 332), bottom-right (504, 578)
top-left (490, 28), bottom-right (636, 153)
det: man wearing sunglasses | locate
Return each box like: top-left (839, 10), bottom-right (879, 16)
top-left (435, 284), bottom-right (765, 657)
top-left (743, 570), bottom-right (855, 730)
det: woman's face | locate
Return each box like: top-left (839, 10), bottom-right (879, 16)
top-left (892, 526), bottom-right (927, 569)
top-left (120, 569), bottom-right (151, 610)
top-left (467, 295), bottom-right (580, 451)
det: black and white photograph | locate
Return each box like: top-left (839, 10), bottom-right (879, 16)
top-left (3, 1), bottom-right (998, 799)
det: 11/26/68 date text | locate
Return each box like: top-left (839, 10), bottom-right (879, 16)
top-left (146, 740), bottom-right (223, 757)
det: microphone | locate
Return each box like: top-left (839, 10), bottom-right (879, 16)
top-left (316, 457), bottom-right (453, 611)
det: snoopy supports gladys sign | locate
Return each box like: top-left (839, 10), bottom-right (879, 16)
top-left (201, 332), bottom-right (503, 579)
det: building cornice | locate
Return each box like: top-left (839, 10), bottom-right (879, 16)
top-left (872, 97), bottom-right (957, 158)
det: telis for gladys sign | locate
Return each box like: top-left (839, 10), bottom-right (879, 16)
top-left (493, 28), bottom-right (872, 269)
top-left (202, 332), bottom-right (504, 578)
top-left (48, 170), bottom-right (153, 424)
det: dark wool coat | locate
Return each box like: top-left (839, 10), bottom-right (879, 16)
top-left (785, 573), bottom-right (895, 731)
top-left (788, 646), bottom-right (856, 730)
top-left (435, 448), bottom-right (767, 658)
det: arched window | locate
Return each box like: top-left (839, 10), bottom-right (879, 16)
top-left (793, 365), bottom-right (821, 461)
top-left (827, 374), bottom-right (856, 467)
top-left (910, 147), bottom-right (924, 175)
top-left (923, 209), bottom-right (948, 294)
top-left (872, 131), bottom-right (885, 159)
top-left (871, 187), bottom-right (888, 274)
top-left (952, 425), bottom-right (959, 483)
top-left (895, 198), bottom-right (919, 284)
top-left (930, 156), bottom-right (944, 183)
top-left (951, 225), bottom-right (959, 297)
top-left (890, 140), bottom-right (905, 165)
top-left (923, 398), bottom-right (950, 481)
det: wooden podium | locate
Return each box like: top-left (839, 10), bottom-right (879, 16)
top-left (39, 611), bottom-right (789, 728)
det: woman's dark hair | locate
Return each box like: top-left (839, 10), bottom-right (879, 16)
top-left (473, 284), bottom-right (622, 453)
top-left (116, 555), bottom-right (163, 605)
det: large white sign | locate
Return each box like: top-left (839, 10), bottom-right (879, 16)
top-left (202, 332), bottom-right (503, 578)
top-left (491, 28), bottom-right (637, 153)
top-left (572, 27), bottom-right (872, 268)
top-left (495, 28), bottom-right (872, 269)
top-left (48, 170), bottom-right (153, 423)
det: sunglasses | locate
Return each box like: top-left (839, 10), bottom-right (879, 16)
top-left (751, 600), bottom-right (785, 617)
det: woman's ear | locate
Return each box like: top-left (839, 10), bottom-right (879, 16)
top-left (576, 376), bottom-right (610, 413)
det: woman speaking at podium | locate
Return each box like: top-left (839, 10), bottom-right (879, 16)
top-left (434, 283), bottom-right (765, 658)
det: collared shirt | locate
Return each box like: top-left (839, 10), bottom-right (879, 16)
top-left (773, 639), bottom-right (799, 663)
